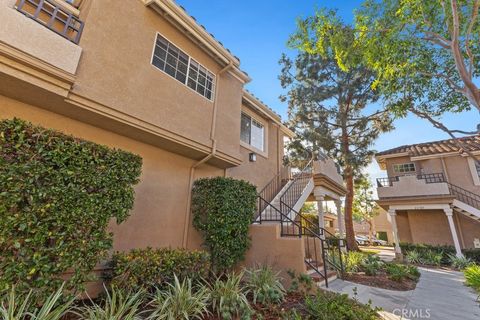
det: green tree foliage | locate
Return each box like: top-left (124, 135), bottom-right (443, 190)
top-left (0, 118), bottom-right (142, 297)
top-left (281, 9), bottom-right (393, 250)
top-left (352, 175), bottom-right (380, 240)
top-left (192, 177), bottom-right (257, 273)
top-left (356, 0), bottom-right (480, 142)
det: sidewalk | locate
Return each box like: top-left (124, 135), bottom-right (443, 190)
top-left (326, 267), bottom-right (480, 320)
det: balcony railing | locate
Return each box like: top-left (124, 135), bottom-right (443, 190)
top-left (377, 172), bottom-right (480, 210)
top-left (16, 0), bottom-right (84, 44)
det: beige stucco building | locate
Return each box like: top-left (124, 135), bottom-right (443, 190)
top-left (1, 0), bottom-right (348, 287)
top-left (375, 136), bottom-right (480, 257)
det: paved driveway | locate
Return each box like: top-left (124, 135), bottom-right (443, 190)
top-left (327, 267), bottom-right (479, 320)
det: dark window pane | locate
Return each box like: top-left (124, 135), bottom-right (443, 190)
top-left (165, 63), bottom-right (176, 77)
top-left (176, 73), bottom-right (186, 84)
top-left (241, 113), bottom-right (251, 144)
top-left (187, 78), bottom-right (196, 90)
top-left (152, 56), bottom-right (165, 70)
top-left (196, 84), bottom-right (205, 95)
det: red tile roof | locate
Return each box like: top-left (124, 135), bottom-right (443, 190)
top-left (376, 135), bottom-right (480, 158)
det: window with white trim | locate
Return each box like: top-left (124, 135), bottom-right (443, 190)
top-left (393, 163), bottom-right (416, 174)
top-left (475, 161), bottom-right (480, 177)
top-left (241, 112), bottom-right (264, 151)
top-left (152, 34), bottom-right (215, 101)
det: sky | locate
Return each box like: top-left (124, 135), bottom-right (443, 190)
top-left (176, 0), bottom-right (478, 184)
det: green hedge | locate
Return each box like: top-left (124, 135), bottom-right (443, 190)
top-left (192, 177), bottom-right (257, 273)
top-left (0, 118), bottom-right (142, 296)
top-left (400, 242), bottom-right (480, 264)
top-left (109, 247), bottom-right (210, 291)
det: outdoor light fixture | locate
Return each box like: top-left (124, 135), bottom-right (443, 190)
top-left (249, 153), bottom-right (257, 162)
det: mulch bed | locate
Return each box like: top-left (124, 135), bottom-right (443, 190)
top-left (204, 292), bottom-right (307, 319)
top-left (344, 272), bottom-right (417, 291)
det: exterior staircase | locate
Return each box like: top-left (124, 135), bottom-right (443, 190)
top-left (420, 173), bottom-right (480, 221)
top-left (254, 160), bottom-right (345, 287)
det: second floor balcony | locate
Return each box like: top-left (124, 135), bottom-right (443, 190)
top-left (376, 173), bottom-right (451, 199)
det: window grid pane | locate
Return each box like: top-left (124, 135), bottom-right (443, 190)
top-left (152, 34), bottom-right (215, 100)
top-left (475, 161), bottom-right (480, 177)
top-left (240, 113), bottom-right (264, 152)
top-left (393, 163), bottom-right (416, 173)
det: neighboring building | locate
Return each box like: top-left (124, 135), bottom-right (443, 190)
top-left (353, 208), bottom-right (394, 244)
top-left (375, 136), bottom-right (480, 257)
top-left (0, 0), bottom-right (347, 287)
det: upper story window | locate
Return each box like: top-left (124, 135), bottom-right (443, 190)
top-left (393, 163), bottom-right (416, 174)
top-left (475, 161), bottom-right (480, 177)
top-left (152, 34), bottom-right (215, 101)
top-left (241, 112), bottom-right (264, 151)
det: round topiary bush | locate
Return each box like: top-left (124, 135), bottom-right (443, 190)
top-left (0, 118), bottom-right (142, 297)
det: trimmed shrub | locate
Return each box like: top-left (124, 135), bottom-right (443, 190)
top-left (0, 118), bottom-right (142, 297)
top-left (192, 177), bottom-right (257, 273)
top-left (304, 290), bottom-right (379, 320)
top-left (109, 248), bottom-right (210, 292)
top-left (464, 248), bottom-right (480, 264)
top-left (385, 264), bottom-right (420, 282)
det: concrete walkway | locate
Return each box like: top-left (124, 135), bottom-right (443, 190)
top-left (326, 267), bottom-right (479, 320)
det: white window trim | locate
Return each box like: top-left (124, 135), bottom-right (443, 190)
top-left (467, 157), bottom-right (480, 186)
top-left (393, 162), bottom-right (416, 174)
top-left (240, 108), bottom-right (268, 158)
top-left (150, 32), bottom-right (216, 102)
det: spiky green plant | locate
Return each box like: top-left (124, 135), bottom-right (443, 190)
top-left (209, 273), bottom-right (251, 320)
top-left (406, 250), bottom-right (421, 264)
top-left (447, 254), bottom-right (472, 270)
top-left (244, 265), bottom-right (285, 305)
top-left (147, 275), bottom-right (210, 320)
top-left (0, 284), bottom-right (73, 320)
top-left (343, 251), bottom-right (368, 273)
top-left (76, 286), bottom-right (144, 320)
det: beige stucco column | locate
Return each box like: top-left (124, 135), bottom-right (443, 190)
top-left (335, 199), bottom-right (346, 251)
top-left (444, 208), bottom-right (463, 257)
top-left (335, 200), bottom-right (345, 237)
top-left (388, 209), bottom-right (402, 259)
top-left (315, 195), bottom-right (325, 239)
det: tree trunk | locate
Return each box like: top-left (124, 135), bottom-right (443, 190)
top-left (344, 166), bottom-right (359, 251)
top-left (366, 219), bottom-right (373, 242)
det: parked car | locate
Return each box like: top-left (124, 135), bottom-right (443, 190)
top-left (355, 235), bottom-right (370, 246)
top-left (371, 237), bottom-right (388, 246)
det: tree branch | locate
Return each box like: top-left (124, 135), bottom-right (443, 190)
top-left (409, 107), bottom-right (480, 163)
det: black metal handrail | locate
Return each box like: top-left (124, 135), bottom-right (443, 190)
top-left (255, 166), bottom-right (291, 221)
top-left (376, 176), bottom-right (399, 187)
top-left (280, 200), bottom-right (345, 280)
top-left (418, 173), bottom-right (446, 184)
top-left (17, 0), bottom-right (84, 44)
top-left (280, 159), bottom-right (313, 214)
top-left (257, 196), bottom-right (344, 287)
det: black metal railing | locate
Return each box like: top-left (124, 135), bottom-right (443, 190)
top-left (378, 172), bottom-right (480, 211)
top-left (257, 196), bottom-right (344, 287)
top-left (255, 166), bottom-right (291, 221)
top-left (376, 176), bottom-right (399, 187)
top-left (280, 159), bottom-right (313, 215)
top-left (17, 0), bottom-right (84, 44)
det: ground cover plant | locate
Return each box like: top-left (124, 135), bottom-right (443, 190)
top-left (0, 264), bottom-right (382, 320)
top-left (464, 264), bottom-right (480, 294)
top-left (0, 118), bottom-right (142, 298)
top-left (401, 243), bottom-right (480, 268)
top-left (342, 252), bottom-right (420, 291)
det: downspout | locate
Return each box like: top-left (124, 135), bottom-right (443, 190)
top-left (182, 61), bottom-right (234, 248)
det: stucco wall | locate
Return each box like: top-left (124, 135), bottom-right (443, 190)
top-left (227, 105), bottom-right (283, 189)
top-left (457, 213), bottom-right (480, 249)
top-left (244, 224), bottom-right (306, 285)
top-left (0, 94), bottom-right (224, 252)
top-left (74, 0), bottom-right (243, 161)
